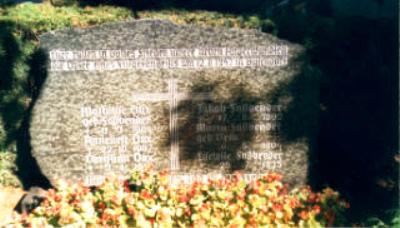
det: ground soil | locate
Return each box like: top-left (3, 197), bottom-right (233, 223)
top-left (0, 187), bottom-right (25, 225)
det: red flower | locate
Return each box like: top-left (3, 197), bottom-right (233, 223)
top-left (290, 198), bottom-right (298, 208)
top-left (189, 188), bottom-right (197, 197)
top-left (141, 190), bottom-right (152, 199)
top-left (54, 194), bottom-right (62, 202)
top-left (123, 180), bottom-right (131, 192)
top-left (313, 205), bottom-right (321, 214)
top-left (185, 207), bottom-right (191, 216)
top-left (159, 170), bottom-right (168, 176)
top-left (71, 199), bottom-right (80, 207)
top-left (179, 195), bottom-right (188, 203)
top-left (308, 193), bottom-right (319, 203)
top-left (100, 213), bottom-right (110, 224)
top-left (127, 207), bottom-right (136, 217)
top-left (299, 210), bottom-right (308, 220)
top-left (272, 203), bottom-right (283, 211)
top-left (98, 202), bottom-right (106, 210)
top-left (248, 216), bottom-right (256, 226)
top-left (201, 203), bottom-right (209, 210)
top-left (233, 171), bottom-right (242, 181)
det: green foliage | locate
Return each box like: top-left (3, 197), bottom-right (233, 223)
top-left (0, 151), bottom-right (21, 187)
top-left (0, 22), bottom-right (35, 150)
top-left (364, 209), bottom-right (400, 228)
top-left (1, 3), bottom-right (132, 34)
top-left (137, 10), bottom-right (269, 30)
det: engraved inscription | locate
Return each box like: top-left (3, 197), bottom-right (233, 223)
top-left (49, 46), bottom-right (289, 71)
top-left (80, 105), bottom-right (158, 185)
top-left (32, 20), bottom-right (313, 188)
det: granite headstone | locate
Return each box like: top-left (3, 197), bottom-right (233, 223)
top-left (32, 19), bottom-right (318, 186)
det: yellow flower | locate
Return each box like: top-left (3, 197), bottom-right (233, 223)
top-left (189, 195), bottom-right (205, 205)
top-left (145, 204), bottom-right (160, 218)
top-left (175, 207), bottom-right (184, 217)
top-left (81, 201), bottom-right (96, 223)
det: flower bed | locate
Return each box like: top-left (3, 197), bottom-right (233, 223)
top-left (10, 169), bottom-right (348, 227)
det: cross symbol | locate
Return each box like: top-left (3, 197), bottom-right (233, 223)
top-left (132, 79), bottom-right (213, 171)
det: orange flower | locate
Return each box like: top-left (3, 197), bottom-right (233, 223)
top-left (54, 194), bottom-right (62, 202)
top-left (127, 207), bottom-right (136, 217)
top-left (313, 205), bottom-right (321, 214)
top-left (185, 207), bottom-right (191, 216)
top-left (148, 218), bottom-right (155, 224)
top-left (123, 180), bottom-right (131, 192)
top-left (140, 190), bottom-right (152, 200)
top-left (179, 195), bottom-right (189, 203)
top-left (299, 210), bottom-right (308, 220)
top-left (308, 193), bottom-right (317, 203)
top-left (159, 170), bottom-right (168, 176)
top-left (98, 202), bottom-right (106, 210)
top-left (272, 203), bottom-right (283, 211)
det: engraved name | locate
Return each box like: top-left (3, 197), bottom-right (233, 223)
top-left (49, 46), bottom-right (289, 71)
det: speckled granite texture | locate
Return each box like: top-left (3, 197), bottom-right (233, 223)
top-left (32, 19), bottom-right (319, 186)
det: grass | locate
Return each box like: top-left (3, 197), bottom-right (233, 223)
top-left (0, 151), bottom-right (20, 187)
top-left (0, 2), bottom-right (272, 33)
top-left (1, 2), bottom-right (132, 33)
top-left (136, 10), bottom-right (274, 30)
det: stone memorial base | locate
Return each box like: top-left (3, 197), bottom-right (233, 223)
top-left (32, 20), bottom-right (318, 187)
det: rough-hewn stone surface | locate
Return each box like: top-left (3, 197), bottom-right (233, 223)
top-left (32, 19), bottom-right (318, 186)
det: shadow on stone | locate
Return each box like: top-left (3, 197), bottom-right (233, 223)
top-left (15, 48), bottom-right (51, 190)
top-left (172, 83), bottom-right (257, 172)
top-left (161, 50), bottom-right (318, 185)
top-left (265, 52), bottom-right (320, 185)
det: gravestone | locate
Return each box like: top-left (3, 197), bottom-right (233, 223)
top-left (31, 19), bottom-right (318, 186)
